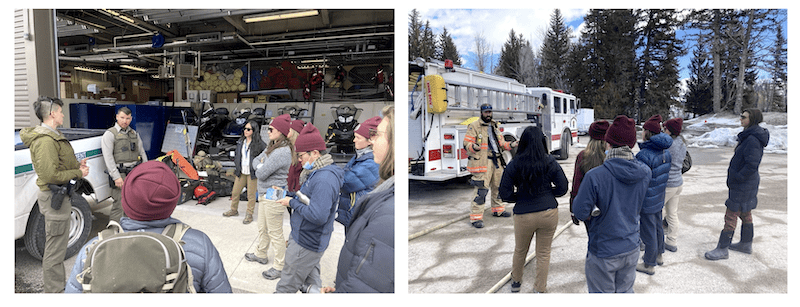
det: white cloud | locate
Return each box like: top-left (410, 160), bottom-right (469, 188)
top-left (417, 8), bottom-right (588, 64)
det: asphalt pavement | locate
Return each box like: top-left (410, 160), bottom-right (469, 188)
top-left (408, 137), bottom-right (788, 294)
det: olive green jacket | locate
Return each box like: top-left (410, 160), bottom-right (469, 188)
top-left (20, 125), bottom-right (83, 191)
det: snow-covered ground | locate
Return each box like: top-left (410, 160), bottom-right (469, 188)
top-left (573, 112), bottom-right (788, 154)
top-left (683, 112), bottom-right (787, 154)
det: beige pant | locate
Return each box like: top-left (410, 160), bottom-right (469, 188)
top-left (230, 173), bottom-right (257, 215)
top-left (255, 195), bottom-right (287, 270)
top-left (662, 185), bottom-right (683, 246)
top-left (469, 165), bottom-right (505, 221)
top-left (37, 190), bottom-right (72, 293)
top-left (109, 173), bottom-right (127, 223)
top-left (512, 208), bottom-right (558, 293)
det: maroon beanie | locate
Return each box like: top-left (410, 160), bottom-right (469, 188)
top-left (605, 115), bottom-right (637, 148)
top-left (642, 114), bottom-right (663, 134)
top-left (121, 161), bottom-right (180, 221)
top-left (290, 119), bottom-right (306, 133)
top-left (664, 117), bottom-right (683, 136)
top-left (294, 123), bottom-right (327, 153)
top-left (270, 114), bottom-right (292, 136)
top-left (355, 116), bottom-right (382, 139)
top-left (588, 120), bottom-right (609, 140)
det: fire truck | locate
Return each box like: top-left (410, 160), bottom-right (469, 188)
top-left (408, 59), bottom-right (579, 181)
top-left (526, 87), bottom-right (580, 160)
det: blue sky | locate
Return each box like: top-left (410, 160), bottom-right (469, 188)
top-left (415, 8), bottom-right (787, 83)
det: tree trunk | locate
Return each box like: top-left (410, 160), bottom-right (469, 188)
top-left (734, 10), bottom-right (755, 115)
top-left (712, 10), bottom-right (722, 113)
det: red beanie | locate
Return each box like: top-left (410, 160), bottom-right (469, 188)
top-left (121, 161), bottom-right (180, 221)
top-left (664, 118), bottom-right (683, 136)
top-left (355, 116), bottom-right (382, 139)
top-left (605, 115), bottom-right (637, 148)
top-left (290, 119), bottom-right (306, 133)
top-left (270, 114), bottom-right (292, 136)
top-left (588, 120), bottom-right (609, 141)
top-left (642, 114), bottom-right (663, 134)
top-left (294, 123), bottom-right (327, 153)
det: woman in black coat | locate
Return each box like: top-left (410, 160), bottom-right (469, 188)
top-left (499, 125), bottom-right (568, 293)
top-left (223, 119), bottom-right (267, 224)
top-left (705, 108), bottom-right (770, 261)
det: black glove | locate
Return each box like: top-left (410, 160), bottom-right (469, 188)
top-left (571, 213), bottom-right (580, 226)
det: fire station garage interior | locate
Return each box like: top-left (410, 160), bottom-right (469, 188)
top-left (47, 9), bottom-right (394, 163)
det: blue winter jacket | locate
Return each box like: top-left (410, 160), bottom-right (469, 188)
top-left (573, 158), bottom-right (651, 258)
top-left (635, 133), bottom-right (673, 214)
top-left (289, 164), bottom-right (345, 253)
top-left (336, 151), bottom-right (380, 227)
top-left (334, 177), bottom-right (394, 293)
top-left (725, 125), bottom-right (769, 212)
top-left (65, 217), bottom-right (232, 293)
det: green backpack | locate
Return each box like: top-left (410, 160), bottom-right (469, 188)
top-left (76, 221), bottom-right (197, 293)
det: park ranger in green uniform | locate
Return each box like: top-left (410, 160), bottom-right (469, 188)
top-left (101, 106), bottom-right (148, 223)
top-left (20, 97), bottom-right (90, 292)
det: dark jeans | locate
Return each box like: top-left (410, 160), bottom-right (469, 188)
top-left (640, 211), bottom-right (664, 266)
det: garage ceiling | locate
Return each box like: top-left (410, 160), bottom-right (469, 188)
top-left (56, 9), bottom-right (394, 75)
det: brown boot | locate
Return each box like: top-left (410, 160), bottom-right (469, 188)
top-left (223, 209), bottom-right (239, 217)
top-left (243, 213), bottom-right (253, 224)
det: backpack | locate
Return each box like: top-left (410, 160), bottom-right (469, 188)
top-left (76, 221), bottom-right (197, 293)
top-left (681, 150), bottom-right (692, 173)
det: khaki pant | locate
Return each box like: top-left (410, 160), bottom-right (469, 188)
top-left (255, 195), bottom-right (287, 270)
top-left (662, 185), bottom-right (683, 246)
top-left (37, 190), bottom-right (72, 293)
top-left (230, 173), bottom-right (257, 215)
top-left (109, 173), bottom-right (127, 223)
top-left (511, 208), bottom-right (558, 293)
top-left (469, 164), bottom-right (505, 221)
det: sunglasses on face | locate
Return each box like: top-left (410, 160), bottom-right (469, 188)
top-left (244, 127), bottom-right (252, 131)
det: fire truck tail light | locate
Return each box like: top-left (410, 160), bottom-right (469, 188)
top-left (443, 134), bottom-right (455, 140)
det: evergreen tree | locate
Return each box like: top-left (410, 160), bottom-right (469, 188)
top-left (497, 29), bottom-right (531, 83)
top-left (685, 44), bottom-right (714, 116)
top-left (566, 9), bottom-right (637, 119)
top-left (420, 20), bottom-right (437, 61)
top-left (408, 9), bottom-right (423, 61)
top-left (438, 26), bottom-right (462, 65)
top-left (767, 22), bottom-right (787, 111)
top-left (635, 9), bottom-right (685, 121)
top-left (540, 9), bottom-right (572, 90)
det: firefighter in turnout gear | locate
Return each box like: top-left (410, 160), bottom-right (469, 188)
top-left (463, 104), bottom-right (518, 228)
top-left (102, 107), bottom-right (148, 223)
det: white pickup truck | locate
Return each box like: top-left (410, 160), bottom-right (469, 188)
top-left (14, 128), bottom-right (112, 260)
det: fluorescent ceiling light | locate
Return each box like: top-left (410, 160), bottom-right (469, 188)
top-left (74, 66), bottom-right (106, 74)
top-left (244, 10), bottom-right (318, 23)
top-left (121, 65), bottom-right (148, 72)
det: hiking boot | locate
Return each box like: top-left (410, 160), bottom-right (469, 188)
top-left (664, 243), bottom-right (677, 252)
top-left (472, 220), bottom-right (484, 228)
top-left (222, 209), bottom-right (239, 217)
top-left (243, 213), bottom-right (253, 224)
top-left (262, 267), bottom-right (282, 280)
top-left (245, 253), bottom-right (269, 265)
top-left (705, 230), bottom-right (733, 261)
top-left (493, 211), bottom-right (511, 217)
top-left (511, 281), bottom-right (521, 293)
top-left (729, 223), bottom-right (753, 254)
top-left (656, 253), bottom-right (664, 266)
top-left (636, 262), bottom-right (655, 275)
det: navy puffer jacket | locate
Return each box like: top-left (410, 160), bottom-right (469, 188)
top-left (725, 125), bottom-right (769, 212)
top-left (636, 132), bottom-right (673, 214)
top-left (334, 177), bottom-right (394, 293)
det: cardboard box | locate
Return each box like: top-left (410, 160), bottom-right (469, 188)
top-left (218, 92), bottom-right (239, 103)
